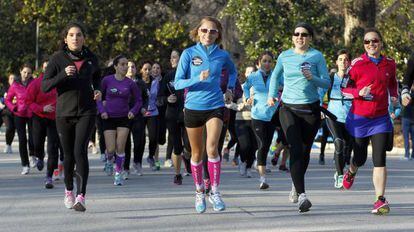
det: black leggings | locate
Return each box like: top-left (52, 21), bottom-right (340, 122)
top-left (158, 106), bottom-right (167, 145)
top-left (56, 115), bottom-right (95, 196)
top-left (14, 116), bottom-right (34, 167)
top-left (166, 118), bottom-right (185, 155)
top-left (145, 116), bottom-right (159, 159)
top-left (325, 118), bottom-right (352, 175)
top-left (96, 116), bottom-right (106, 155)
top-left (352, 133), bottom-right (390, 168)
top-left (236, 120), bottom-right (256, 168)
top-left (32, 115), bottom-right (60, 177)
top-left (252, 114), bottom-right (277, 166)
top-left (279, 103), bottom-right (321, 194)
top-left (319, 120), bottom-right (330, 156)
top-left (125, 117), bottom-right (146, 170)
top-left (226, 109), bottom-right (238, 150)
top-left (1, 110), bottom-right (15, 145)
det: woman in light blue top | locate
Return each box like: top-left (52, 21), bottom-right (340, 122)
top-left (268, 22), bottom-right (330, 213)
top-left (174, 16), bottom-right (236, 213)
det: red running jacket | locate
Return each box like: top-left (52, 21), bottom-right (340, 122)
top-left (342, 53), bottom-right (398, 118)
top-left (25, 74), bottom-right (57, 120)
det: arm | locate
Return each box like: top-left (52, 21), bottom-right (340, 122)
top-left (242, 76), bottom-right (252, 100)
top-left (174, 49), bottom-right (199, 90)
top-left (268, 56), bottom-right (283, 98)
top-left (341, 63), bottom-right (361, 99)
top-left (5, 85), bottom-right (17, 112)
top-left (225, 54), bottom-right (237, 89)
top-left (96, 78), bottom-right (107, 114)
top-left (309, 53), bottom-right (330, 89)
top-left (26, 80), bottom-right (43, 115)
top-left (402, 53), bottom-right (414, 92)
top-left (42, 57), bottom-right (68, 93)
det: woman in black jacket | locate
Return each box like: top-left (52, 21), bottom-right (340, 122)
top-left (42, 22), bottom-right (101, 212)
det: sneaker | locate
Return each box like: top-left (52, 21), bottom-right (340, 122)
top-left (298, 193), bottom-right (312, 213)
top-left (104, 162), bottom-right (114, 176)
top-left (279, 164), bottom-right (289, 172)
top-left (45, 177), bottom-right (54, 189)
top-left (91, 145), bottom-right (98, 154)
top-left (222, 148), bottom-right (229, 162)
top-left (259, 176), bottom-right (269, 190)
top-left (289, 183), bottom-right (298, 203)
top-left (53, 169), bottom-right (60, 181)
top-left (182, 156), bottom-right (192, 174)
top-left (3, 145), bottom-right (12, 154)
top-left (100, 153), bottom-right (107, 162)
top-left (154, 161), bottom-right (161, 171)
top-left (29, 156), bottom-right (37, 168)
top-left (122, 170), bottom-right (129, 180)
top-left (64, 190), bottom-right (75, 209)
top-left (204, 179), bottom-right (211, 195)
top-left (334, 172), bottom-right (344, 189)
top-left (239, 162), bottom-right (247, 176)
top-left (174, 174), bottom-right (183, 185)
top-left (342, 169), bottom-right (356, 190)
top-left (133, 162), bottom-right (143, 176)
top-left (73, 194), bottom-right (86, 212)
top-left (246, 168), bottom-right (253, 178)
top-left (371, 196), bottom-right (390, 215)
top-left (319, 154), bottom-right (325, 165)
top-left (195, 191), bottom-right (206, 213)
top-left (147, 157), bottom-right (155, 170)
top-left (232, 157), bottom-right (239, 166)
top-left (271, 155), bottom-right (279, 166)
top-left (209, 192), bottom-right (226, 211)
top-left (21, 166), bottom-right (30, 175)
top-left (265, 165), bottom-right (272, 173)
top-left (164, 159), bottom-right (173, 168)
top-left (114, 172), bottom-right (123, 186)
top-left (36, 159), bottom-right (44, 171)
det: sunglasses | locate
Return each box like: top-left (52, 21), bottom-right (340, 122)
top-left (293, 32), bottom-right (309, 37)
top-left (364, 38), bottom-right (380, 44)
top-left (199, 28), bottom-right (219, 34)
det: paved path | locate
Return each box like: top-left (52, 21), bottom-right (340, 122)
top-left (0, 141), bottom-right (413, 232)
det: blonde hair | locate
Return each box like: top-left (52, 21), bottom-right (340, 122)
top-left (189, 16), bottom-right (223, 44)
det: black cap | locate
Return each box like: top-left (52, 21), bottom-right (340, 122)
top-left (294, 22), bottom-right (314, 37)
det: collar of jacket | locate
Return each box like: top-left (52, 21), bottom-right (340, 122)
top-left (196, 42), bottom-right (219, 56)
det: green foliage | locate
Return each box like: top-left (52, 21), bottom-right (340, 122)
top-left (221, 0), bottom-right (343, 68)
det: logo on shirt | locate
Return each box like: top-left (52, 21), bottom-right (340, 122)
top-left (192, 56), bottom-right (203, 66)
top-left (110, 88), bottom-right (118, 93)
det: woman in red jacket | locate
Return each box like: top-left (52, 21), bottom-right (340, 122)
top-left (26, 71), bottom-right (59, 189)
top-left (5, 64), bottom-right (35, 175)
top-left (341, 28), bottom-right (398, 215)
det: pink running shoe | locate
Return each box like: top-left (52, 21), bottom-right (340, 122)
top-left (371, 196), bottom-right (390, 215)
top-left (342, 169), bottom-right (356, 190)
top-left (73, 194), bottom-right (86, 212)
top-left (64, 190), bottom-right (75, 209)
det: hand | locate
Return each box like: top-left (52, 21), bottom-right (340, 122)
top-left (390, 96), bottom-right (398, 106)
top-left (101, 112), bottom-right (108, 119)
top-left (167, 94), bottom-right (177, 103)
top-left (140, 108), bottom-right (147, 116)
top-left (245, 97), bottom-right (253, 105)
top-left (43, 104), bottom-right (55, 113)
top-left (128, 112), bottom-right (134, 119)
top-left (390, 113), bottom-right (396, 120)
top-left (65, 65), bottom-right (76, 76)
top-left (94, 90), bottom-right (102, 101)
top-left (302, 69), bottom-right (313, 80)
top-left (267, 97), bottom-right (276, 106)
top-left (224, 89), bottom-right (233, 104)
top-left (0, 102), bottom-right (5, 110)
top-left (358, 84), bottom-right (372, 97)
top-left (402, 93), bottom-right (411, 106)
top-left (199, 70), bottom-right (209, 81)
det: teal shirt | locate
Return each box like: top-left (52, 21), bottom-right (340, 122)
top-left (269, 48), bottom-right (330, 104)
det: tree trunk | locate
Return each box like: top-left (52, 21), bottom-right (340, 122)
top-left (344, 0), bottom-right (376, 46)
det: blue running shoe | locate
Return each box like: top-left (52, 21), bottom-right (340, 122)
top-left (104, 162), bottom-right (114, 176)
top-left (209, 192), bottom-right (226, 211)
top-left (114, 172), bottom-right (123, 186)
top-left (195, 192), bottom-right (206, 213)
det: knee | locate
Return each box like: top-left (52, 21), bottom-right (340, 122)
top-left (205, 145), bottom-right (217, 156)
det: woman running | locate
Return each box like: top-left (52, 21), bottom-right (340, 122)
top-left (174, 16), bottom-right (236, 213)
top-left (1, 74), bottom-right (16, 154)
top-left (341, 28), bottom-right (398, 215)
top-left (243, 51), bottom-right (278, 189)
top-left (42, 22), bottom-right (101, 212)
top-left (5, 64), bottom-right (35, 175)
top-left (268, 22), bottom-right (330, 213)
top-left (98, 55), bottom-right (141, 186)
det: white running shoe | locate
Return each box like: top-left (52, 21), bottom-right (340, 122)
top-left (29, 156), bottom-right (37, 168)
top-left (133, 162), bottom-right (143, 176)
top-left (208, 192), bottom-right (226, 211)
top-left (3, 145), bottom-right (12, 154)
top-left (298, 193), bottom-right (312, 213)
top-left (21, 166), bottom-right (30, 175)
top-left (289, 183), bottom-right (298, 203)
top-left (246, 168), bottom-right (253, 178)
top-left (164, 159), bottom-right (173, 168)
top-left (64, 190), bottom-right (75, 209)
top-left (239, 162), bottom-right (247, 176)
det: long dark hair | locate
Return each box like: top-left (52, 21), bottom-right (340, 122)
top-left (59, 22), bottom-right (87, 50)
top-left (102, 54), bottom-right (127, 77)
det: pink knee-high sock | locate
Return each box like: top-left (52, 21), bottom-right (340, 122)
top-left (115, 153), bottom-right (125, 173)
top-left (190, 160), bottom-right (203, 191)
top-left (208, 156), bottom-right (221, 194)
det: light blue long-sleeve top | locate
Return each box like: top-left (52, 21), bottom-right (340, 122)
top-left (174, 43), bottom-right (237, 110)
top-left (269, 48), bottom-right (330, 104)
top-left (319, 73), bottom-right (352, 123)
top-left (243, 69), bottom-right (279, 121)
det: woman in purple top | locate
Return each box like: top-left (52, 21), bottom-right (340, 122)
top-left (97, 55), bottom-right (142, 186)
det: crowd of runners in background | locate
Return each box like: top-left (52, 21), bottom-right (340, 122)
top-left (1, 17), bottom-right (414, 215)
